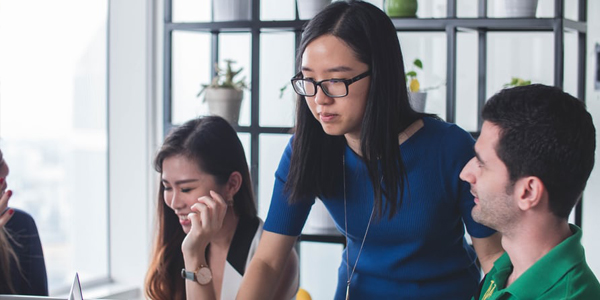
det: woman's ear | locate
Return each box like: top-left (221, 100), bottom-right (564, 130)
top-left (226, 171), bottom-right (243, 201)
top-left (515, 176), bottom-right (546, 211)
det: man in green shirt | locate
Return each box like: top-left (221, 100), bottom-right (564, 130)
top-left (460, 84), bottom-right (600, 300)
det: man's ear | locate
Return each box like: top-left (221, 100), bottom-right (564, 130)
top-left (226, 171), bottom-right (242, 201)
top-left (514, 176), bottom-right (546, 211)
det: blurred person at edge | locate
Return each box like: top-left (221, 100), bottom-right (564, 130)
top-left (0, 147), bottom-right (48, 295)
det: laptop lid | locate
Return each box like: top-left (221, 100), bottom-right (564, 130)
top-left (68, 273), bottom-right (83, 300)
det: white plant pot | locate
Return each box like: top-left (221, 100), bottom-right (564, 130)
top-left (205, 88), bottom-right (244, 124)
top-left (303, 198), bottom-right (339, 235)
top-left (409, 92), bottom-right (427, 113)
top-left (297, 0), bottom-right (331, 20)
top-left (494, 0), bottom-right (539, 18)
top-left (213, 0), bottom-right (251, 21)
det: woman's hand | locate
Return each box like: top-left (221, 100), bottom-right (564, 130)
top-left (181, 190), bottom-right (229, 263)
top-left (0, 178), bottom-right (14, 227)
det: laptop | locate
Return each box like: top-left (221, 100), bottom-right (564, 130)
top-left (68, 273), bottom-right (83, 300)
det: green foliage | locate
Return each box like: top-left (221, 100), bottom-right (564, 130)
top-left (197, 59), bottom-right (249, 98)
top-left (405, 59), bottom-right (422, 81)
top-left (504, 77), bottom-right (531, 88)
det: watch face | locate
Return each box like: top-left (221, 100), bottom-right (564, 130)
top-left (196, 267), bottom-right (213, 285)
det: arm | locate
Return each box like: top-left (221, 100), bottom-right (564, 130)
top-left (271, 245), bottom-right (299, 300)
top-left (472, 232), bottom-right (504, 274)
top-left (182, 191), bottom-right (228, 300)
top-left (237, 231), bottom-right (298, 300)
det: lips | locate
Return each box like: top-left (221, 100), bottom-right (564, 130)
top-left (177, 214), bottom-right (191, 226)
top-left (319, 112), bottom-right (338, 122)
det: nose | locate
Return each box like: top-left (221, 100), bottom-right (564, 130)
top-left (459, 157), bottom-right (476, 184)
top-left (313, 85), bottom-right (333, 105)
top-left (166, 189), bottom-right (186, 211)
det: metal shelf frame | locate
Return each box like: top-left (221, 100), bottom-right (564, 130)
top-left (162, 0), bottom-right (588, 238)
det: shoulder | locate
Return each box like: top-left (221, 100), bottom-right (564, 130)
top-left (5, 208), bottom-right (40, 234)
top-left (420, 117), bottom-right (474, 157)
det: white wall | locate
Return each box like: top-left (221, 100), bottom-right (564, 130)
top-left (582, 0), bottom-right (600, 277)
top-left (108, 0), bottom-right (158, 292)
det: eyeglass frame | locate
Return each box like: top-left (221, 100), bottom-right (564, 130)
top-left (290, 70), bottom-right (371, 98)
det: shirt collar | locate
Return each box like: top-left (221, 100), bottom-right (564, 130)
top-left (502, 224), bottom-right (585, 298)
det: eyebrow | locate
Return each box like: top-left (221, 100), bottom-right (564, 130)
top-left (301, 66), bottom-right (354, 73)
top-left (474, 150), bottom-right (485, 165)
top-left (161, 179), bottom-right (199, 185)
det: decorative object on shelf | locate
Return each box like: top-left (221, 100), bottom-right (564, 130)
top-left (504, 77), bottom-right (532, 88)
top-left (197, 59), bottom-right (248, 125)
top-left (302, 198), bottom-right (338, 235)
top-left (494, 0), bottom-right (539, 18)
top-left (385, 0), bottom-right (418, 18)
top-left (296, 0), bottom-right (332, 20)
top-left (405, 58), bottom-right (444, 113)
top-left (213, 0), bottom-right (251, 21)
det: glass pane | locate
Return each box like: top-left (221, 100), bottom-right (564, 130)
top-left (172, 0), bottom-right (211, 22)
top-left (414, 0), bottom-right (447, 18)
top-left (564, 30), bottom-right (578, 97)
top-left (486, 33), bottom-right (554, 100)
top-left (237, 132), bottom-right (251, 171)
top-left (260, 31), bottom-right (296, 127)
top-left (457, 0), bottom-right (479, 18)
top-left (0, 0), bottom-right (108, 292)
top-left (398, 32), bottom-right (447, 120)
top-left (258, 134), bottom-right (291, 219)
top-left (261, 0), bottom-right (295, 20)
top-left (456, 31), bottom-right (479, 132)
top-left (219, 33), bottom-right (252, 126)
top-left (171, 31), bottom-right (211, 125)
top-left (299, 242), bottom-right (343, 300)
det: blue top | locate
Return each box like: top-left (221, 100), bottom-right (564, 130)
top-left (1, 208), bottom-right (48, 296)
top-left (264, 117), bottom-right (496, 299)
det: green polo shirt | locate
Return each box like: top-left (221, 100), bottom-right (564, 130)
top-left (474, 224), bottom-right (600, 300)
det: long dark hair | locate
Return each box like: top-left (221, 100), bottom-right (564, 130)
top-left (286, 0), bottom-right (428, 219)
top-left (145, 116), bottom-right (256, 300)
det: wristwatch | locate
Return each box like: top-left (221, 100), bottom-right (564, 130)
top-left (181, 265), bottom-right (213, 285)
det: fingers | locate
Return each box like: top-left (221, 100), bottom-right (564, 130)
top-left (0, 189), bottom-right (12, 218)
top-left (0, 208), bottom-right (14, 227)
top-left (191, 190), bottom-right (228, 231)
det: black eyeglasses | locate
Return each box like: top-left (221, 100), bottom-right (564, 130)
top-left (290, 70), bottom-right (371, 98)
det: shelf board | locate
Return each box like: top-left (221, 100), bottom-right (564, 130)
top-left (390, 17), bottom-right (586, 32)
top-left (166, 18), bottom-right (586, 33)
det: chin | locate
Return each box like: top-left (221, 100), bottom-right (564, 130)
top-left (182, 225), bottom-right (191, 234)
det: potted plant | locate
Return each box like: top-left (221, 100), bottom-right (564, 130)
top-left (385, 0), bottom-right (418, 18)
top-left (197, 59), bottom-right (248, 125)
top-left (297, 0), bottom-right (331, 20)
top-left (493, 0), bottom-right (539, 18)
top-left (405, 58), bottom-right (445, 113)
top-left (213, 0), bottom-right (251, 21)
top-left (504, 77), bottom-right (532, 88)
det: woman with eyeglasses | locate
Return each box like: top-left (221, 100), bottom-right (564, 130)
top-left (0, 147), bottom-right (48, 296)
top-left (144, 116), bottom-right (298, 300)
top-left (237, 1), bottom-right (504, 299)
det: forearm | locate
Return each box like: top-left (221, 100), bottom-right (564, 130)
top-left (184, 256), bottom-right (217, 300)
top-left (472, 232), bottom-right (504, 274)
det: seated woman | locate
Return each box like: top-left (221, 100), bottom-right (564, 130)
top-left (0, 147), bottom-right (48, 295)
top-left (145, 116), bottom-right (299, 300)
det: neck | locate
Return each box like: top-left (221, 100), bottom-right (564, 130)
top-left (345, 132), bottom-right (362, 156)
top-left (502, 219), bottom-right (571, 286)
top-left (210, 210), bottom-right (239, 249)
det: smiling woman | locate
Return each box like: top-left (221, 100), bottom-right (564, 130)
top-left (145, 116), bottom-right (299, 300)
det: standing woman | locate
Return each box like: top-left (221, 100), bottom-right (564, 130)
top-left (144, 116), bottom-right (298, 300)
top-left (239, 1), bottom-right (503, 299)
top-left (0, 147), bottom-right (48, 296)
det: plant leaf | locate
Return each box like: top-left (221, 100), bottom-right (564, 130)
top-left (413, 59), bottom-right (423, 69)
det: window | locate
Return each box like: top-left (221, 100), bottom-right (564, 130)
top-left (0, 0), bottom-right (108, 293)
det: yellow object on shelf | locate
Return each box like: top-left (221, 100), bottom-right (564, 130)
top-left (409, 78), bottom-right (420, 92)
top-left (296, 287), bottom-right (312, 300)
